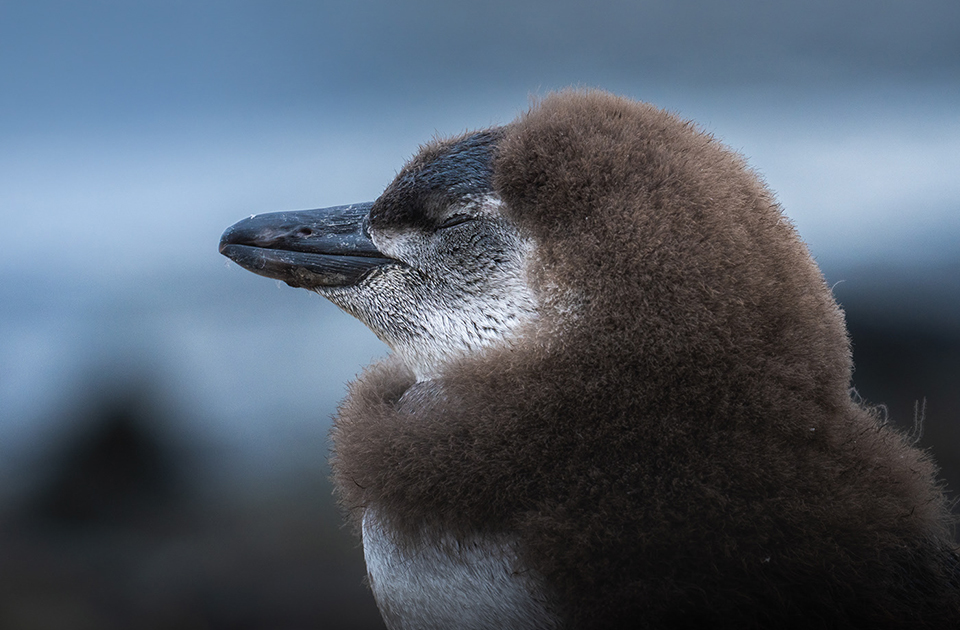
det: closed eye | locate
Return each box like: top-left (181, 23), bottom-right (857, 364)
top-left (437, 214), bottom-right (473, 230)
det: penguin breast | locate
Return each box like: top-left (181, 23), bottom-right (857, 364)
top-left (362, 510), bottom-right (560, 630)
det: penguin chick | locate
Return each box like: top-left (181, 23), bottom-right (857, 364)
top-left (220, 90), bottom-right (960, 629)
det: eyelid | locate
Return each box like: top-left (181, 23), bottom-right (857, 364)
top-left (437, 214), bottom-right (473, 229)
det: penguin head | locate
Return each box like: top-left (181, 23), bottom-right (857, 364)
top-left (220, 129), bottom-right (537, 381)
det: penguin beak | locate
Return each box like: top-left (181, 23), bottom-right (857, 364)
top-left (219, 202), bottom-right (396, 288)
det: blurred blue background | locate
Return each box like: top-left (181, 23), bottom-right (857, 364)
top-left (1, 1), bottom-right (958, 628)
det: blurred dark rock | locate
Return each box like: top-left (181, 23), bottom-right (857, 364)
top-left (25, 393), bottom-right (181, 528)
top-left (0, 381), bottom-right (385, 630)
top-left (835, 261), bottom-right (960, 516)
top-left (845, 315), bottom-right (960, 509)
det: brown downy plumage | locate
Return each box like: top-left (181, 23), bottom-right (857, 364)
top-left (221, 89), bottom-right (959, 628)
top-left (330, 91), bottom-right (959, 628)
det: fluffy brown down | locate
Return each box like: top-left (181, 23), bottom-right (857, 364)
top-left (331, 90), bottom-right (959, 628)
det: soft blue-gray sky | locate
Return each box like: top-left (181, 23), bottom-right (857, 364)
top-left (1, 1), bottom-right (958, 486)
top-left (3, 0), bottom-right (959, 129)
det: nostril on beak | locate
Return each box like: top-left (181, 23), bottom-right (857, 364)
top-left (296, 227), bottom-right (314, 237)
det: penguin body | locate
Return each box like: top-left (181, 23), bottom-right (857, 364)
top-left (221, 90), bottom-right (960, 628)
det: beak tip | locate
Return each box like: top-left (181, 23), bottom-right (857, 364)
top-left (218, 227), bottom-right (234, 255)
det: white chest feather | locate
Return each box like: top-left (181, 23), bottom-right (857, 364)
top-left (362, 510), bottom-right (561, 630)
